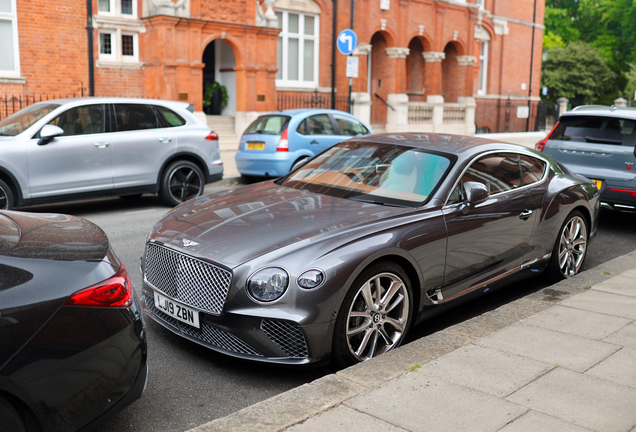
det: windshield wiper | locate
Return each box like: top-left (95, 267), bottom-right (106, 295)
top-left (350, 197), bottom-right (406, 207)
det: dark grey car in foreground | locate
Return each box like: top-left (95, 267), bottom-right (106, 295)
top-left (141, 133), bottom-right (600, 367)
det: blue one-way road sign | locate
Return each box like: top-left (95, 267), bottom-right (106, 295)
top-left (337, 29), bottom-right (358, 55)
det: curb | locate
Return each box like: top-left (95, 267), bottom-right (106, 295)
top-left (187, 249), bottom-right (636, 432)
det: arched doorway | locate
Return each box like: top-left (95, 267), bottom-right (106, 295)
top-left (442, 42), bottom-right (461, 103)
top-left (406, 38), bottom-right (426, 102)
top-left (202, 39), bottom-right (237, 116)
top-left (370, 32), bottom-right (394, 126)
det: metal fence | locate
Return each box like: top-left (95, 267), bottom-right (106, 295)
top-left (475, 99), bottom-right (547, 133)
top-left (1, 92), bottom-right (86, 120)
top-left (277, 91), bottom-right (349, 112)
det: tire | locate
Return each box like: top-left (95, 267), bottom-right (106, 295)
top-left (291, 157), bottom-right (309, 172)
top-left (159, 161), bottom-right (205, 206)
top-left (332, 261), bottom-right (413, 368)
top-left (546, 210), bottom-right (588, 282)
top-left (0, 397), bottom-right (25, 432)
top-left (0, 179), bottom-right (14, 210)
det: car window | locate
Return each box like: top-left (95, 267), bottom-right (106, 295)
top-left (47, 104), bottom-right (105, 136)
top-left (0, 103), bottom-right (60, 136)
top-left (280, 141), bottom-right (454, 207)
top-left (306, 114), bottom-right (335, 135)
top-left (245, 115), bottom-right (290, 135)
top-left (519, 155), bottom-right (546, 186)
top-left (448, 153), bottom-right (522, 204)
top-left (297, 119), bottom-right (308, 135)
top-left (156, 106), bottom-right (186, 127)
top-left (551, 115), bottom-right (636, 146)
top-left (334, 114), bottom-right (369, 136)
top-left (114, 104), bottom-right (161, 132)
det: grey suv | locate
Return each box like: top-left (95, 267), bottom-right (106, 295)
top-left (536, 105), bottom-right (636, 211)
top-left (0, 97), bottom-right (223, 209)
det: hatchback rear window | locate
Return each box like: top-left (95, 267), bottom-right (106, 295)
top-left (245, 115), bottom-right (290, 135)
top-left (551, 115), bottom-right (636, 146)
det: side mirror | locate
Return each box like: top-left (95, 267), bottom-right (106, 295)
top-left (461, 181), bottom-right (489, 214)
top-left (38, 125), bottom-right (64, 145)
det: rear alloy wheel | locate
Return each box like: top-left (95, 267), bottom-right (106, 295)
top-left (0, 179), bottom-right (14, 210)
top-left (547, 211), bottom-right (588, 281)
top-left (332, 262), bottom-right (412, 368)
top-left (160, 161), bottom-right (204, 206)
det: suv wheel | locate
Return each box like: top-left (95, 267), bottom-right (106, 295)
top-left (160, 161), bottom-right (204, 206)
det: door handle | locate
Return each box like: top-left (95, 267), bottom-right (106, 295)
top-left (93, 142), bottom-right (109, 149)
top-left (159, 138), bottom-right (173, 143)
top-left (519, 209), bottom-right (533, 220)
top-left (310, 140), bottom-right (319, 144)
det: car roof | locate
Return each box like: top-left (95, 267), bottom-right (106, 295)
top-left (563, 105), bottom-right (636, 120)
top-left (29, 97), bottom-right (192, 111)
top-left (351, 133), bottom-right (537, 158)
top-left (263, 109), bottom-right (357, 116)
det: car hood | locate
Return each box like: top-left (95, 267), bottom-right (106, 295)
top-left (0, 211), bottom-right (110, 261)
top-left (148, 181), bottom-right (412, 268)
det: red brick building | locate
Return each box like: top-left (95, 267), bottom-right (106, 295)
top-left (0, 0), bottom-right (544, 134)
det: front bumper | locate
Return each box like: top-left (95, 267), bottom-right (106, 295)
top-left (141, 285), bottom-right (332, 365)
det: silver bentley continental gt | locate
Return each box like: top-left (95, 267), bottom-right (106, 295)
top-left (140, 133), bottom-right (600, 367)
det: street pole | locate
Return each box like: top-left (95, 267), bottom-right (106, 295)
top-left (86, 0), bottom-right (95, 96)
top-left (526, 0), bottom-right (537, 132)
top-left (347, 0), bottom-right (354, 113)
top-left (331, 0), bottom-right (337, 109)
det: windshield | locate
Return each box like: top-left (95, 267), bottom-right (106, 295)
top-left (0, 103), bottom-right (60, 136)
top-left (279, 141), bottom-right (454, 207)
top-left (244, 115), bottom-right (291, 135)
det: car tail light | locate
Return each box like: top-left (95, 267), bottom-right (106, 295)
top-left (535, 121), bottom-right (559, 152)
top-left (276, 129), bottom-right (289, 152)
top-left (64, 264), bottom-right (133, 307)
top-left (205, 131), bottom-right (219, 141)
top-left (609, 188), bottom-right (636, 197)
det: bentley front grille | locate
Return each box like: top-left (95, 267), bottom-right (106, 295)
top-left (144, 293), bottom-right (262, 357)
top-left (261, 319), bottom-right (309, 359)
top-left (144, 243), bottom-right (232, 315)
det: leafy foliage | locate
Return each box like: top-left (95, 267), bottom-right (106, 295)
top-left (543, 0), bottom-right (636, 103)
top-left (542, 42), bottom-right (616, 106)
top-left (203, 82), bottom-right (229, 107)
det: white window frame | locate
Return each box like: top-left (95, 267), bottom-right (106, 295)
top-left (97, 0), bottom-right (137, 18)
top-left (476, 0), bottom-right (485, 10)
top-left (275, 9), bottom-right (319, 89)
top-left (478, 40), bottom-right (489, 95)
top-left (0, 0), bottom-right (21, 79)
top-left (98, 30), bottom-right (117, 62)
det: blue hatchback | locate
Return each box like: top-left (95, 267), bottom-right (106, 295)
top-left (235, 109), bottom-right (372, 177)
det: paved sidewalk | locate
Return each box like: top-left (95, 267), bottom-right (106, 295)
top-left (189, 250), bottom-right (636, 432)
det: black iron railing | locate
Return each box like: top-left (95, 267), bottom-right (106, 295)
top-left (0, 92), bottom-right (86, 120)
top-left (277, 90), bottom-right (349, 112)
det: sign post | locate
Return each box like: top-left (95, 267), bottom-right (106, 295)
top-left (337, 29), bottom-right (358, 113)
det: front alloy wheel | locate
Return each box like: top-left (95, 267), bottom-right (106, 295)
top-left (333, 263), bottom-right (412, 367)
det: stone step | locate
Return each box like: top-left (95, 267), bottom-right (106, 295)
top-left (371, 124), bottom-right (386, 134)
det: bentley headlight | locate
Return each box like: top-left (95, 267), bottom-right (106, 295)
top-left (247, 267), bottom-right (289, 302)
top-left (297, 269), bottom-right (325, 289)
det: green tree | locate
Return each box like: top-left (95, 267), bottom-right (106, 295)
top-left (541, 42), bottom-right (616, 106)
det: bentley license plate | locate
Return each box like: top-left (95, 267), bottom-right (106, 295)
top-left (246, 142), bottom-right (265, 150)
top-left (154, 291), bottom-right (200, 328)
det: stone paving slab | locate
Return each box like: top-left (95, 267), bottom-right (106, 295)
top-left (592, 274), bottom-right (636, 297)
top-left (344, 373), bottom-right (527, 432)
top-left (559, 289), bottom-right (636, 320)
top-left (418, 344), bottom-right (552, 398)
top-left (520, 304), bottom-right (632, 340)
top-left (603, 321), bottom-right (636, 349)
top-left (498, 411), bottom-right (593, 432)
top-left (585, 347), bottom-right (636, 390)
top-left (475, 323), bottom-right (620, 372)
top-left (285, 405), bottom-right (408, 432)
top-left (507, 367), bottom-right (636, 432)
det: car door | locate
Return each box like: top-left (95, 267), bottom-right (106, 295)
top-left (297, 114), bottom-right (343, 155)
top-left (110, 103), bottom-right (177, 189)
top-left (27, 103), bottom-right (113, 198)
top-left (440, 152), bottom-right (540, 302)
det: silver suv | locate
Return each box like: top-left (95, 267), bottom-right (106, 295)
top-left (0, 97), bottom-right (223, 209)
top-left (536, 105), bottom-right (636, 212)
